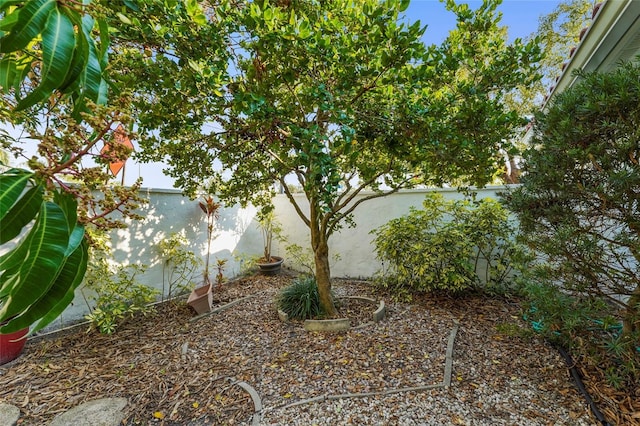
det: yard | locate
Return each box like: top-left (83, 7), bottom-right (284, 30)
top-left (1, 1), bottom-right (639, 425)
top-left (1, 273), bottom-right (600, 425)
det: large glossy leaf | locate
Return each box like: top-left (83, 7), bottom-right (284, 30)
top-left (0, 201), bottom-right (70, 322)
top-left (0, 228), bottom-right (34, 297)
top-left (0, 184), bottom-right (42, 244)
top-left (0, 58), bottom-right (17, 93)
top-left (0, 168), bottom-right (32, 219)
top-left (79, 14), bottom-right (104, 104)
top-left (15, 4), bottom-right (75, 110)
top-left (53, 189), bottom-right (78, 234)
top-left (0, 0), bottom-right (54, 53)
top-left (59, 12), bottom-right (86, 94)
top-left (1, 235), bottom-right (88, 334)
top-left (97, 17), bottom-right (109, 68)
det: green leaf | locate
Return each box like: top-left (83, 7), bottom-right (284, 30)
top-left (122, 0), bottom-right (140, 12)
top-left (97, 18), bottom-right (110, 68)
top-left (58, 9), bottom-right (86, 94)
top-left (298, 19), bottom-right (311, 39)
top-left (0, 168), bottom-right (32, 220)
top-left (399, 0), bottom-right (410, 13)
top-left (0, 184), bottom-right (43, 244)
top-left (79, 14), bottom-right (105, 104)
top-left (0, 0), bottom-right (55, 53)
top-left (186, 0), bottom-right (207, 25)
top-left (116, 12), bottom-right (131, 25)
top-left (0, 7), bottom-right (20, 31)
top-left (53, 189), bottom-right (78, 233)
top-left (0, 0), bottom-right (24, 11)
top-left (3, 235), bottom-right (88, 334)
top-left (15, 4), bottom-right (75, 110)
top-left (0, 58), bottom-right (17, 93)
top-left (0, 201), bottom-right (70, 322)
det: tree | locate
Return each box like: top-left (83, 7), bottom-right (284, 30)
top-left (504, 61), bottom-right (640, 341)
top-left (132, 0), bottom-right (540, 315)
top-left (504, 0), bottom-right (592, 117)
top-left (0, 1), bottom-right (143, 333)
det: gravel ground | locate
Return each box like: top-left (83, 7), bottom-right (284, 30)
top-left (0, 273), bottom-right (597, 425)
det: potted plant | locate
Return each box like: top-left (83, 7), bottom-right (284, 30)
top-left (0, 170), bottom-right (89, 363)
top-left (0, 323), bottom-right (29, 365)
top-left (256, 206), bottom-right (284, 275)
top-left (0, 7), bottom-right (143, 363)
top-left (187, 196), bottom-right (222, 314)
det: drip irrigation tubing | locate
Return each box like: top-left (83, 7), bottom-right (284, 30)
top-left (554, 344), bottom-right (611, 426)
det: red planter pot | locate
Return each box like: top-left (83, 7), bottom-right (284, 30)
top-left (0, 327), bottom-right (29, 365)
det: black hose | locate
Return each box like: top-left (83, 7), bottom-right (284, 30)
top-left (555, 344), bottom-right (612, 426)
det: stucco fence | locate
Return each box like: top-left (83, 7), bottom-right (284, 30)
top-left (47, 185), bottom-right (516, 332)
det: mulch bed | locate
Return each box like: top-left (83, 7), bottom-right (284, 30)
top-left (0, 272), bottom-right (633, 425)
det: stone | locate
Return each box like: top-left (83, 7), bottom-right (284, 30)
top-left (0, 402), bottom-right (20, 426)
top-left (49, 398), bottom-right (127, 426)
top-left (373, 301), bottom-right (386, 322)
top-left (304, 318), bottom-right (350, 332)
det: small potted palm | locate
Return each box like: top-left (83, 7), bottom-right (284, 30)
top-left (187, 196), bottom-right (222, 314)
top-left (256, 206), bottom-right (284, 275)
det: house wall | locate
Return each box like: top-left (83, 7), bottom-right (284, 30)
top-left (45, 185), bottom-right (514, 333)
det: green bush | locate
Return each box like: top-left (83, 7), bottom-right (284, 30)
top-left (84, 247), bottom-right (159, 334)
top-left (523, 278), bottom-right (639, 390)
top-left (157, 232), bottom-right (201, 299)
top-left (277, 275), bottom-right (328, 320)
top-left (503, 61), bottom-right (640, 390)
top-left (372, 193), bottom-right (522, 300)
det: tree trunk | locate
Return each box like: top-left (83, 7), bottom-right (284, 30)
top-left (309, 205), bottom-right (336, 316)
top-left (622, 284), bottom-right (640, 341)
top-left (314, 239), bottom-right (336, 316)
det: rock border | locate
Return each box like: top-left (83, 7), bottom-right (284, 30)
top-left (230, 379), bottom-right (263, 426)
top-left (277, 296), bottom-right (386, 332)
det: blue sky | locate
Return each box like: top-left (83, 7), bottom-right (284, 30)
top-left (407, 0), bottom-right (562, 45)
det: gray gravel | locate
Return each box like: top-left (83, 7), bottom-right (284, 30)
top-left (249, 282), bottom-right (596, 425)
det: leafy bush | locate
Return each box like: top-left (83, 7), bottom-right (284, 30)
top-left (84, 247), bottom-right (159, 334)
top-left (157, 232), bottom-right (201, 299)
top-left (372, 193), bottom-right (523, 300)
top-left (503, 61), bottom-right (640, 390)
top-left (277, 275), bottom-right (328, 320)
top-left (523, 279), bottom-right (639, 390)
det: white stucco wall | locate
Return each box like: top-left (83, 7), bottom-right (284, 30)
top-left (48, 185), bottom-right (513, 332)
top-left (271, 186), bottom-right (510, 278)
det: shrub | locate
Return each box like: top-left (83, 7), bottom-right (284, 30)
top-left (84, 246), bottom-right (159, 334)
top-left (157, 232), bottom-right (201, 299)
top-left (278, 275), bottom-right (327, 320)
top-left (503, 61), bottom-right (640, 390)
top-left (523, 278), bottom-right (639, 390)
top-left (372, 193), bottom-right (522, 300)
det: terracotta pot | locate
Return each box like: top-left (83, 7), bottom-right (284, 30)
top-left (0, 327), bottom-right (29, 365)
top-left (256, 256), bottom-right (284, 276)
top-left (187, 285), bottom-right (212, 314)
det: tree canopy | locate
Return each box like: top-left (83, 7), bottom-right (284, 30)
top-left (504, 0), bottom-right (592, 117)
top-left (0, 0), bottom-right (542, 317)
top-left (118, 0), bottom-right (540, 313)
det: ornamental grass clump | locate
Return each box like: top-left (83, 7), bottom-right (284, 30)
top-left (278, 275), bottom-right (326, 321)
